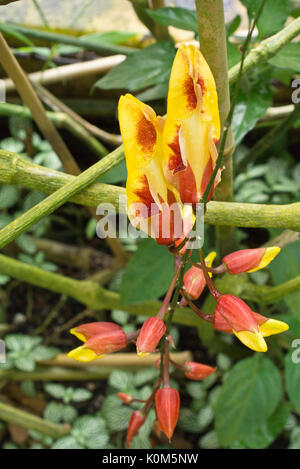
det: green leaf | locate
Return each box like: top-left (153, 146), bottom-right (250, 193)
top-left (73, 416), bottom-right (108, 449)
top-left (215, 355), bottom-right (282, 446)
top-left (0, 137), bottom-right (24, 153)
top-left (0, 186), bottom-right (20, 209)
top-left (268, 43), bottom-right (300, 72)
top-left (240, 0), bottom-right (262, 18)
top-left (44, 383), bottom-right (66, 400)
top-left (108, 370), bottom-right (134, 392)
top-left (71, 388), bottom-right (92, 402)
top-left (257, 0), bottom-right (289, 38)
top-left (120, 238), bottom-right (174, 304)
top-left (98, 160), bottom-right (127, 184)
top-left (198, 431), bottom-right (220, 449)
top-left (51, 436), bottom-right (83, 450)
top-left (178, 408), bottom-right (203, 433)
top-left (146, 7), bottom-right (198, 33)
top-left (133, 368), bottom-right (159, 387)
top-left (285, 350), bottom-right (300, 415)
top-left (269, 240), bottom-right (300, 315)
top-left (241, 403), bottom-right (291, 449)
top-left (5, 334), bottom-right (42, 352)
top-left (232, 71), bottom-right (272, 146)
top-left (81, 31), bottom-right (136, 45)
top-left (135, 82), bottom-right (168, 102)
top-left (94, 41), bottom-right (175, 92)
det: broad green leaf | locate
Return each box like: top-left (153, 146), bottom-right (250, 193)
top-left (268, 43), bottom-right (300, 72)
top-left (215, 355), bottom-right (282, 446)
top-left (178, 408), bottom-right (203, 433)
top-left (120, 238), bottom-right (174, 304)
top-left (0, 137), bottom-right (24, 153)
top-left (133, 368), bottom-right (159, 387)
top-left (242, 402), bottom-right (291, 448)
top-left (257, 0), bottom-right (289, 37)
top-left (232, 71), bottom-right (272, 146)
top-left (146, 7), bottom-right (198, 33)
top-left (285, 350), bottom-right (300, 415)
top-left (94, 41), bottom-right (175, 92)
top-left (240, 0), bottom-right (262, 17)
top-left (135, 82), bottom-right (168, 102)
top-left (269, 240), bottom-right (300, 315)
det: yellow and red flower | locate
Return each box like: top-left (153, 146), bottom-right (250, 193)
top-left (118, 44), bottom-right (220, 246)
top-left (67, 322), bottom-right (127, 362)
top-left (213, 295), bottom-right (288, 352)
top-left (222, 247), bottom-right (280, 274)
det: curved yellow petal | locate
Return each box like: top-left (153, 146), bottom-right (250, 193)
top-left (259, 318), bottom-right (289, 337)
top-left (67, 345), bottom-right (104, 362)
top-left (119, 94), bottom-right (158, 170)
top-left (248, 247), bottom-right (280, 273)
top-left (233, 329), bottom-right (267, 352)
top-left (162, 44), bottom-right (220, 201)
top-left (70, 328), bottom-right (86, 343)
top-left (205, 251), bottom-right (216, 278)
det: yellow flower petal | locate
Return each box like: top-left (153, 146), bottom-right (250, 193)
top-left (248, 247), bottom-right (280, 273)
top-left (233, 329), bottom-right (268, 352)
top-left (70, 328), bottom-right (86, 343)
top-left (137, 350), bottom-right (150, 358)
top-left (162, 44), bottom-right (220, 201)
top-left (259, 318), bottom-right (289, 337)
top-left (67, 345), bottom-right (104, 362)
top-left (205, 251), bottom-right (216, 278)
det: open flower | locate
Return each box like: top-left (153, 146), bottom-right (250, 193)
top-left (118, 44), bottom-right (220, 246)
top-left (213, 295), bottom-right (288, 352)
top-left (68, 322), bottom-right (127, 362)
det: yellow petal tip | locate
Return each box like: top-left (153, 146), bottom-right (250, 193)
top-left (234, 330), bottom-right (268, 353)
top-left (67, 345), bottom-right (103, 362)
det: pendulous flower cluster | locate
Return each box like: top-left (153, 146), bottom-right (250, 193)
top-left (67, 44), bottom-right (289, 447)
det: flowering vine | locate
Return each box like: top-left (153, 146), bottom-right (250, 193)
top-left (67, 43), bottom-right (289, 446)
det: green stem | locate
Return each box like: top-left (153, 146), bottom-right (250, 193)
top-left (195, 0), bottom-right (235, 255)
top-left (0, 23), bottom-right (137, 56)
top-left (0, 401), bottom-right (70, 438)
top-left (229, 17), bottom-right (300, 86)
top-left (0, 251), bottom-right (298, 321)
top-left (0, 145), bottom-right (123, 249)
top-left (1, 150), bottom-right (300, 231)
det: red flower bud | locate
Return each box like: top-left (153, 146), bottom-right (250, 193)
top-left (183, 266), bottom-right (206, 300)
top-left (155, 387), bottom-right (180, 440)
top-left (117, 392), bottom-right (133, 405)
top-left (183, 252), bottom-right (216, 300)
top-left (184, 361), bottom-right (216, 380)
top-left (126, 410), bottom-right (146, 448)
top-left (68, 322), bottom-right (127, 362)
top-left (136, 317), bottom-right (166, 357)
top-left (222, 247), bottom-right (280, 274)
